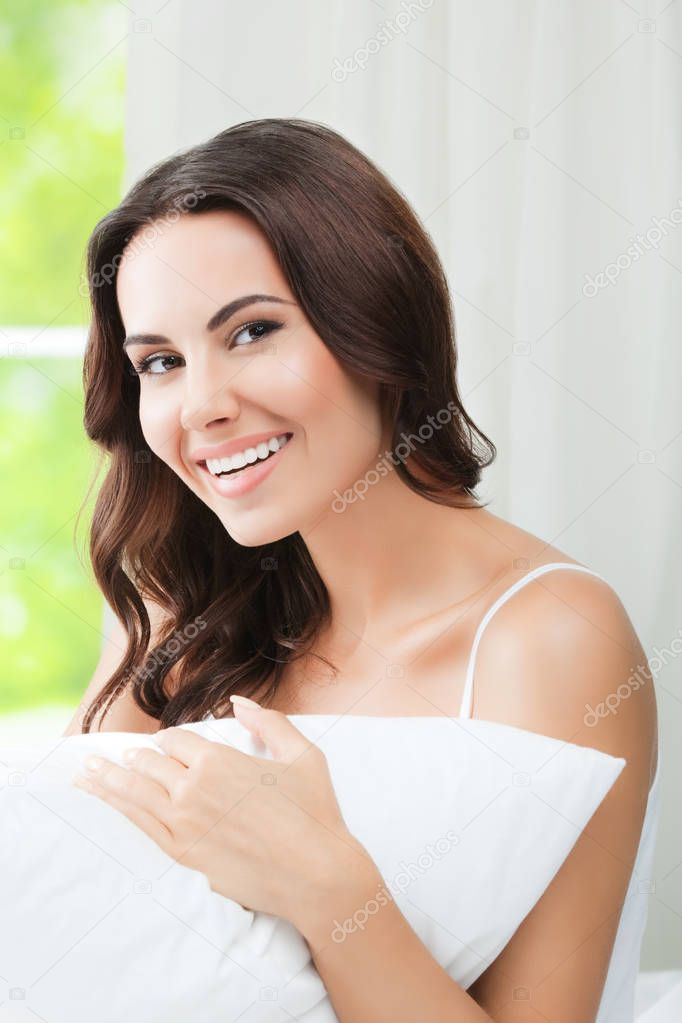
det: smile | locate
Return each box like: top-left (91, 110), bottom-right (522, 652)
top-left (197, 432), bottom-right (293, 499)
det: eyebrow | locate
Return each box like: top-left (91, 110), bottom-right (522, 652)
top-left (122, 294), bottom-right (296, 349)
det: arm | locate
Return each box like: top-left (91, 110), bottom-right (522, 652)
top-left (298, 854), bottom-right (494, 1022)
top-left (294, 571), bottom-right (656, 1022)
top-left (465, 570), bottom-right (657, 1020)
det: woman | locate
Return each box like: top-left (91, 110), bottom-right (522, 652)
top-left (68, 118), bottom-right (658, 1021)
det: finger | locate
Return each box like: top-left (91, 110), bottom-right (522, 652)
top-left (153, 726), bottom-right (226, 768)
top-left (231, 704), bottom-right (320, 764)
top-left (74, 777), bottom-right (174, 855)
top-left (79, 757), bottom-right (171, 821)
top-left (121, 746), bottom-right (187, 796)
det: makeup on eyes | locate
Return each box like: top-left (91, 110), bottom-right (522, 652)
top-left (129, 318), bottom-right (284, 376)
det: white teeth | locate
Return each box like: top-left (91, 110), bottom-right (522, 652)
top-left (205, 433), bottom-right (291, 477)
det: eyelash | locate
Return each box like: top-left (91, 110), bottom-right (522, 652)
top-left (130, 319), bottom-right (283, 376)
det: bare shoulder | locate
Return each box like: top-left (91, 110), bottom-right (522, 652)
top-left (471, 556), bottom-right (658, 792)
top-left (466, 557), bottom-right (659, 1018)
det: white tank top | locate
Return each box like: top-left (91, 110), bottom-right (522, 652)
top-left (208, 561), bottom-right (661, 1020)
top-left (457, 562), bottom-right (661, 1022)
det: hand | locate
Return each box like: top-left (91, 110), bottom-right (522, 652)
top-left (72, 697), bottom-right (375, 934)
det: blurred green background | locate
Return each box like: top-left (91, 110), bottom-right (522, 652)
top-left (0, 0), bottom-right (127, 712)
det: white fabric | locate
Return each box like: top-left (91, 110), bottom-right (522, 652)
top-left (0, 562), bottom-right (661, 1021)
top-left (0, 563), bottom-right (659, 1019)
top-left (1, 715), bottom-right (625, 1022)
top-left (635, 970), bottom-right (682, 1022)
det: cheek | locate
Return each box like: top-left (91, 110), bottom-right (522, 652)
top-left (281, 342), bottom-right (384, 483)
top-left (138, 390), bottom-right (180, 464)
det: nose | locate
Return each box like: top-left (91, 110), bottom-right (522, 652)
top-left (179, 358), bottom-right (243, 432)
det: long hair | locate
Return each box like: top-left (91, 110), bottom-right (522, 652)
top-left (76, 117), bottom-right (496, 732)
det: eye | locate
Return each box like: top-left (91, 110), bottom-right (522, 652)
top-left (131, 353), bottom-right (180, 376)
top-left (231, 319), bottom-right (282, 349)
top-left (129, 319), bottom-right (283, 377)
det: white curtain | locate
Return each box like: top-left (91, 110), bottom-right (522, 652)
top-left (118, 0), bottom-right (682, 974)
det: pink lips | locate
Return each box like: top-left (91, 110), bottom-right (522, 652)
top-left (198, 433), bottom-right (293, 499)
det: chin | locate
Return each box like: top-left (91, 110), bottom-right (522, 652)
top-left (217, 512), bottom-right (299, 549)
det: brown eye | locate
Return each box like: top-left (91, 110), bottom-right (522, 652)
top-left (231, 320), bottom-right (282, 349)
top-left (133, 354), bottom-right (181, 376)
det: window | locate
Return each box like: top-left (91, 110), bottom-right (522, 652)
top-left (0, 0), bottom-right (127, 714)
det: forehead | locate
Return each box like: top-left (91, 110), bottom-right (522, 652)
top-left (116, 209), bottom-right (287, 325)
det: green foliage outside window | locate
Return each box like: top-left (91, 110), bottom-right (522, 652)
top-left (0, 0), bottom-right (127, 710)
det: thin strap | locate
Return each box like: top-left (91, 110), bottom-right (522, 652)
top-left (458, 562), bottom-right (607, 720)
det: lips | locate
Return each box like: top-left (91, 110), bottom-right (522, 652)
top-left (196, 432), bottom-right (293, 499)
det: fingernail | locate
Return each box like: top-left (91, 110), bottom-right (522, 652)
top-left (230, 695), bottom-right (261, 710)
top-left (84, 755), bottom-right (104, 772)
top-left (122, 748), bottom-right (139, 763)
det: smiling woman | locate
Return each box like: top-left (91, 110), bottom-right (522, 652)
top-left (77, 116), bottom-right (496, 734)
top-left (70, 117), bottom-right (658, 1023)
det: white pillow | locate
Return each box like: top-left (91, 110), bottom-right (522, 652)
top-left (0, 714), bottom-right (625, 1021)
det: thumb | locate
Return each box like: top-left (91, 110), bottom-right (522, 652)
top-left (230, 696), bottom-right (317, 763)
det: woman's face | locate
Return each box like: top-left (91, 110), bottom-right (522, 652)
top-left (116, 209), bottom-right (385, 546)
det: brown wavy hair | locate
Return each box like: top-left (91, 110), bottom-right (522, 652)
top-left (76, 117), bottom-right (496, 733)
